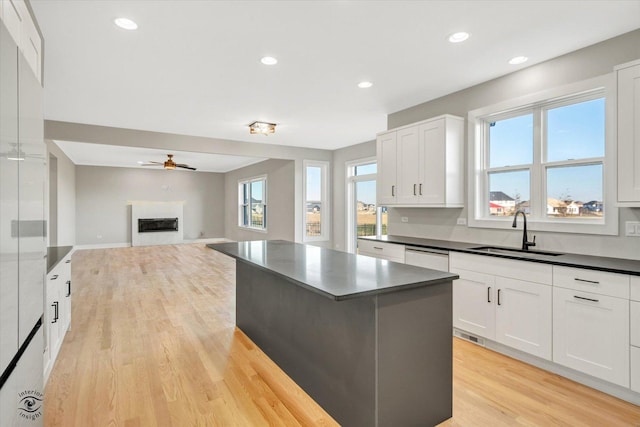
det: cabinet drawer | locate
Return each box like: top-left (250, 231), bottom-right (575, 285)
top-left (632, 301), bottom-right (640, 347)
top-left (632, 346), bottom-right (640, 393)
top-left (631, 275), bottom-right (640, 301)
top-left (357, 240), bottom-right (405, 262)
top-left (553, 266), bottom-right (629, 299)
top-left (450, 252), bottom-right (551, 285)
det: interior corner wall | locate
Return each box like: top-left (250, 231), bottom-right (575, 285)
top-left (224, 159), bottom-right (295, 242)
top-left (46, 140), bottom-right (76, 246)
top-left (332, 140), bottom-right (377, 252)
top-left (75, 166), bottom-right (225, 245)
top-left (384, 29), bottom-right (640, 260)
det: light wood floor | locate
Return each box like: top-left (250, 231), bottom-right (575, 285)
top-left (44, 244), bottom-right (640, 426)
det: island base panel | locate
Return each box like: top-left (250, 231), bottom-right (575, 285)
top-left (235, 260), bottom-right (452, 426)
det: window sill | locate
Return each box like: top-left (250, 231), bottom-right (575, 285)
top-left (237, 226), bottom-right (268, 234)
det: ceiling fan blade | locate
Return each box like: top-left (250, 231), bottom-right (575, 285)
top-left (140, 163), bottom-right (161, 166)
top-left (176, 164), bottom-right (196, 170)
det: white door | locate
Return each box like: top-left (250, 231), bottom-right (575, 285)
top-left (553, 286), bottom-right (629, 387)
top-left (395, 126), bottom-right (421, 204)
top-left (452, 268), bottom-right (495, 339)
top-left (376, 132), bottom-right (397, 205)
top-left (494, 277), bottom-right (552, 360)
top-left (418, 119), bottom-right (445, 204)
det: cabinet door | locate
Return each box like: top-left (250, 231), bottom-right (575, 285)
top-left (17, 53), bottom-right (45, 344)
top-left (46, 274), bottom-right (61, 366)
top-left (0, 20), bottom-right (19, 375)
top-left (376, 132), bottom-right (397, 205)
top-left (395, 126), bottom-right (421, 204)
top-left (494, 277), bottom-right (552, 360)
top-left (418, 119), bottom-right (445, 204)
top-left (452, 268), bottom-right (495, 339)
top-left (553, 286), bottom-right (629, 387)
top-left (618, 63), bottom-right (640, 203)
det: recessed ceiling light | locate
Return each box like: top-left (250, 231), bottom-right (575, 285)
top-left (114, 18), bottom-right (138, 30)
top-left (509, 56), bottom-right (528, 65)
top-left (358, 81), bottom-right (373, 89)
top-left (448, 32), bottom-right (470, 43)
top-left (261, 56), bottom-right (278, 65)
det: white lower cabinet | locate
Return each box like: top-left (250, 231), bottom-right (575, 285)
top-left (357, 239), bottom-right (405, 263)
top-left (44, 253), bottom-right (72, 383)
top-left (631, 346), bottom-right (640, 393)
top-left (494, 277), bottom-right (552, 359)
top-left (450, 253), bottom-right (552, 360)
top-left (552, 286), bottom-right (629, 387)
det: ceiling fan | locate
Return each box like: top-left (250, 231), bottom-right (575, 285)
top-left (140, 154), bottom-right (196, 171)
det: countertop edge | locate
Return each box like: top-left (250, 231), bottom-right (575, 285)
top-left (208, 243), bottom-right (458, 301)
top-left (359, 236), bottom-right (640, 276)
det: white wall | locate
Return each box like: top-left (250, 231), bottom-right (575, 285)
top-left (46, 140), bottom-right (75, 246)
top-left (75, 166), bottom-right (225, 246)
top-left (224, 159), bottom-right (295, 242)
top-left (385, 29), bottom-right (640, 260)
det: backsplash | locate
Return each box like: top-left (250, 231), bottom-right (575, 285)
top-left (387, 207), bottom-right (640, 260)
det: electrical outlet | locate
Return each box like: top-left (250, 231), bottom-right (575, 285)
top-left (401, 217), bottom-right (409, 223)
top-left (457, 218), bottom-right (467, 225)
top-left (626, 221), bottom-right (640, 237)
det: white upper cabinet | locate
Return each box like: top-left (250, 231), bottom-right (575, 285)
top-left (617, 59), bottom-right (640, 205)
top-left (377, 132), bottom-right (398, 205)
top-left (0, 0), bottom-right (42, 84)
top-left (376, 115), bottom-right (464, 207)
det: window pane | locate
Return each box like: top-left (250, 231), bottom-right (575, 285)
top-left (251, 203), bottom-right (264, 228)
top-left (251, 180), bottom-right (263, 204)
top-left (488, 114), bottom-right (533, 167)
top-left (546, 164), bottom-right (603, 219)
top-left (488, 170), bottom-right (529, 216)
top-left (355, 180), bottom-right (377, 237)
top-left (355, 163), bottom-right (377, 175)
top-left (546, 98), bottom-right (605, 162)
top-left (306, 167), bottom-right (322, 201)
top-left (306, 202), bottom-right (321, 236)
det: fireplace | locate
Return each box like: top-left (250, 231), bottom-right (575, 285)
top-left (138, 217), bottom-right (179, 233)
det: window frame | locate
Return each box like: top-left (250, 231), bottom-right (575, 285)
top-left (238, 175), bottom-right (268, 232)
top-left (303, 160), bottom-right (330, 242)
top-left (468, 74), bottom-right (618, 235)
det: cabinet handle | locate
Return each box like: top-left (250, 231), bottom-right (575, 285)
top-left (574, 278), bottom-right (600, 285)
top-left (65, 260), bottom-right (71, 264)
top-left (66, 280), bottom-right (71, 297)
top-left (573, 295), bottom-right (599, 303)
top-left (391, 185), bottom-right (395, 196)
top-left (52, 302), bottom-right (59, 323)
top-left (373, 247), bottom-right (383, 250)
top-left (50, 274), bottom-right (59, 280)
top-left (413, 184), bottom-right (417, 195)
top-left (419, 183), bottom-right (422, 195)
top-left (487, 286), bottom-right (491, 303)
top-left (497, 289), bottom-right (501, 306)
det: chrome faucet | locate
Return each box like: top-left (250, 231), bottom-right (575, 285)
top-left (512, 209), bottom-right (536, 251)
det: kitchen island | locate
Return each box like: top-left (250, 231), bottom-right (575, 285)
top-left (207, 240), bottom-right (458, 426)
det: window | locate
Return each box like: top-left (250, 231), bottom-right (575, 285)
top-left (468, 75), bottom-right (617, 235)
top-left (239, 176), bottom-right (267, 231)
top-left (346, 158), bottom-right (388, 253)
top-left (303, 161), bottom-right (329, 241)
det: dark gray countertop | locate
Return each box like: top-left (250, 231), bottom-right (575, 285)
top-left (207, 240), bottom-right (458, 301)
top-left (47, 246), bottom-right (73, 273)
top-left (360, 235), bottom-right (640, 276)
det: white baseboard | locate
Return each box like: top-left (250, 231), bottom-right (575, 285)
top-left (74, 238), bottom-right (231, 251)
top-left (73, 242), bottom-right (131, 250)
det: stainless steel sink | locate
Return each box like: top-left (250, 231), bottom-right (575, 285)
top-left (470, 246), bottom-right (563, 257)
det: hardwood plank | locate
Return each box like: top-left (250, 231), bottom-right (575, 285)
top-left (44, 244), bottom-right (640, 426)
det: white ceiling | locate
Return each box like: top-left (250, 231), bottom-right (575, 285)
top-left (32, 0), bottom-right (640, 154)
top-left (53, 140), bottom-right (266, 173)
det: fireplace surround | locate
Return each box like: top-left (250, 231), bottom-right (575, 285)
top-left (138, 217), bottom-right (179, 233)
